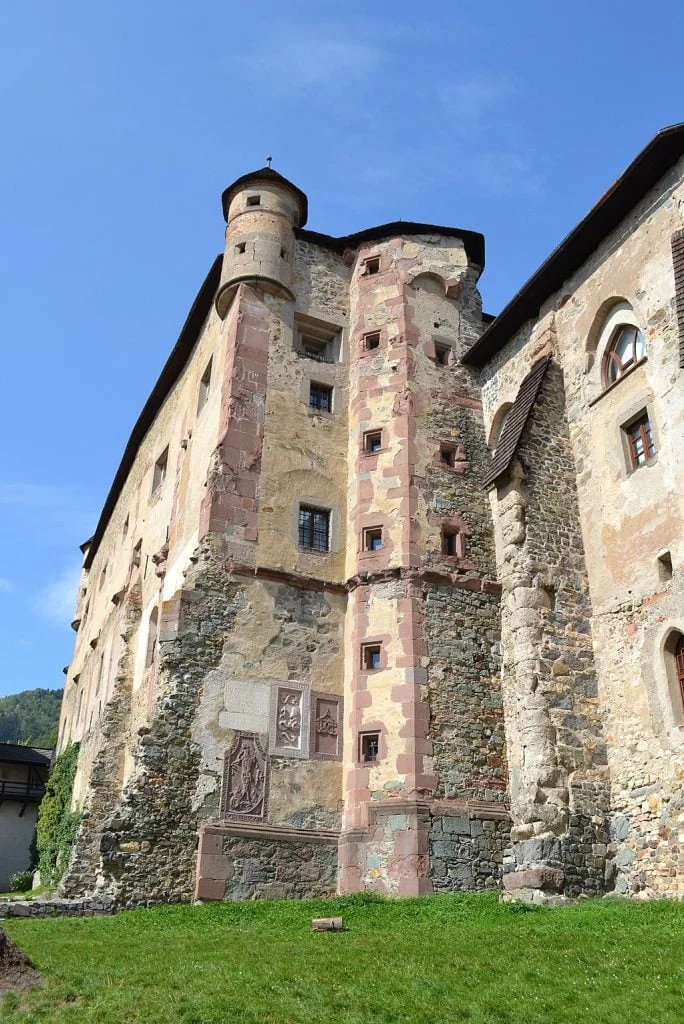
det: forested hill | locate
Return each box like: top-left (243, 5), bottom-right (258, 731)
top-left (0, 688), bottom-right (63, 748)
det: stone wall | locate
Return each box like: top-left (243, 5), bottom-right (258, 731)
top-left (195, 823), bottom-right (337, 901)
top-left (62, 550), bottom-right (245, 906)
top-left (490, 361), bottom-right (610, 901)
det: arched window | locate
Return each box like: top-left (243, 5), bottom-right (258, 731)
top-left (488, 402), bottom-right (513, 450)
top-left (663, 630), bottom-right (684, 726)
top-left (603, 323), bottom-right (646, 386)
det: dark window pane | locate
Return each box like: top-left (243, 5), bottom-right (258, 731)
top-left (299, 507), bottom-right (330, 551)
top-left (309, 383), bottom-right (332, 412)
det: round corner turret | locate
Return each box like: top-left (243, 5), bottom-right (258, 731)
top-left (215, 167), bottom-right (308, 317)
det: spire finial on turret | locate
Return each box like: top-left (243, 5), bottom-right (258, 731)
top-left (266, 154), bottom-right (272, 168)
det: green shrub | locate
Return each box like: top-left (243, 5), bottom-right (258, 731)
top-left (8, 870), bottom-right (33, 893)
top-left (36, 742), bottom-right (81, 886)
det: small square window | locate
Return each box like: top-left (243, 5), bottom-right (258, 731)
top-left (122, 514), bottom-right (129, 538)
top-left (151, 447), bottom-right (169, 495)
top-left (235, 242), bottom-right (246, 255)
top-left (359, 732), bottom-right (380, 763)
top-left (298, 506), bottom-right (330, 552)
top-left (361, 643), bottom-right (381, 671)
top-left (364, 430), bottom-right (382, 454)
top-left (364, 331), bottom-right (381, 351)
top-left (280, 248), bottom-right (287, 259)
top-left (197, 357), bottom-right (213, 414)
top-left (435, 342), bottom-right (451, 366)
top-left (363, 527), bottom-right (383, 552)
top-left (246, 195), bottom-right (261, 207)
top-left (623, 412), bottom-right (656, 469)
top-left (364, 257), bottom-right (380, 276)
top-left (441, 528), bottom-right (459, 557)
top-left (440, 444), bottom-right (456, 468)
top-left (309, 382), bottom-right (333, 412)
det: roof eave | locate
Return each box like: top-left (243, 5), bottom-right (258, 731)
top-left (463, 123), bottom-right (684, 367)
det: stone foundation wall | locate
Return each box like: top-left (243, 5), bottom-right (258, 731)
top-left (195, 823), bottom-right (338, 901)
top-left (429, 808), bottom-right (509, 891)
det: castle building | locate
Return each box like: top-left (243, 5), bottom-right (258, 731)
top-left (57, 125), bottom-right (684, 907)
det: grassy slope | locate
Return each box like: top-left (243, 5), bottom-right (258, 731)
top-left (2, 893), bottom-right (682, 1024)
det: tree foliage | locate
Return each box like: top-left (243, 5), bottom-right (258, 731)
top-left (36, 742), bottom-right (81, 887)
top-left (0, 688), bottom-right (62, 747)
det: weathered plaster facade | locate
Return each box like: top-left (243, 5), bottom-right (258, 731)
top-left (58, 127), bottom-right (684, 906)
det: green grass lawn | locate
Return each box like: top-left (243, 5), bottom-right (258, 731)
top-left (2, 893), bottom-right (682, 1024)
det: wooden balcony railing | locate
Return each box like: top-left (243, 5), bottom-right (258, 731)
top-left (0, 779), bottom-right (46, 802)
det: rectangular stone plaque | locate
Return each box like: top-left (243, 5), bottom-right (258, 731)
top-left (220, 731), bottom-right (269, 822)
top-left (269, 680), bottom-right (310, 759)
top-left (310, 692), bottom-right (343, 761)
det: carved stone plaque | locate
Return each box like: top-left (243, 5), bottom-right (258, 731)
top-left (310, 692), bottom-right (343, 761)
top-left (220, 732), bottom-right (269, 821)
top-left (269, 680), bottom-right (310, 758)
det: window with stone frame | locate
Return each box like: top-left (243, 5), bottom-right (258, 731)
top-left (363, 430), bottom-right (383, 454)
top-left (197, 357), bottom-right (213, 414)
top-left (298, 505), bottom-right (330, 552)
top-left (603, 323), bottom-right (646, 387)
top-left (359, 731), bottom-right (380, 763)
top-left (309, 381), bottom-right (333, 413)
top-left (623, 411), bottom-right (656, 470)
top-left (151, 446), bottom-right (169, 495)
top-left (296, 315), bottom-right (341, 364)
top-left (434, 341), bottom-right (452, 366)
top-left (145, 606), bottom-right (159, 669)
top-left (363, 526), bottom-right (383, 552)
top-left (361, 643), bottom-right (381, 671)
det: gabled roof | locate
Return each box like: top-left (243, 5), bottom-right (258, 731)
top-left (221, 167), bottom-right (309, 227)
top-left (464, 123), bottom-right (684, 367)
top-left (482, 355), bottom-right (552, 488)
top-left (83, 256), bottom-right (222, 570)
top-left (0, 743), bottom-right (52, 767)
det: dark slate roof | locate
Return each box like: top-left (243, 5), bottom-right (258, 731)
top-left (464, 123), bottom-right (684, 367)
top-left (299, 222), bottom-right (484, 269)
top-left (84, 256), bottom-right (222, 570)
top-left (221, 167), bottom-right (309, 227)
top-left (482, 355), bottom-right (552, 488)
top-left (0, 743), bottom-right (52, 767)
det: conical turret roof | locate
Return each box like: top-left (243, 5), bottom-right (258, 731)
top-left (221, 166), bottom-right (308, 226)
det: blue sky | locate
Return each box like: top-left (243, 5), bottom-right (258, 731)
top-left (0, 0), bottom-right (681, 699)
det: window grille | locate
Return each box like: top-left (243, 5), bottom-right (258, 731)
top-left (309, 382), bottom-right (332, 412)
top-left (298, 506), bottom-right (330, 551)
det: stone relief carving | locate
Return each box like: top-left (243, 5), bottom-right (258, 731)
top-left (220, 732), bottom-right (268, 821)
top-left (310, 693), bottom-right (343, 760)
top-left (276, 689), bottom-right (302, 748)
top-left (269, 680), bottom-right (310, 758)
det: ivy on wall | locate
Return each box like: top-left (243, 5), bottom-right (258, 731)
top-left (36, 742), bottom-right (81, 887)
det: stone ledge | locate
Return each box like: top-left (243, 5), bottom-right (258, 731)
top-left (502, 867), bottom-right (565, 893)
top-left (0, 897), bottom-right (116, 920)
top-left (203, 821), bottom-right (340, 845)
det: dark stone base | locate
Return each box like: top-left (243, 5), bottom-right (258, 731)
top-left (195, 822), bottom-right (338, 901)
